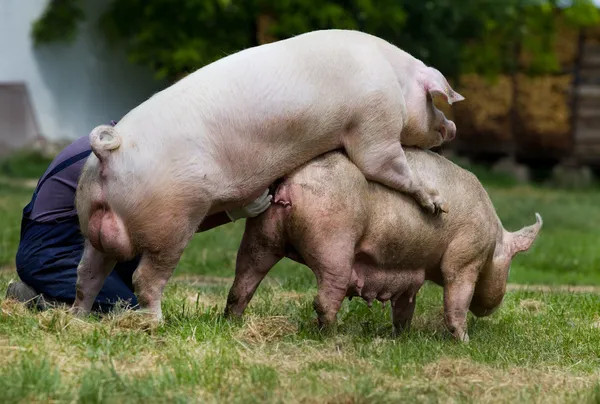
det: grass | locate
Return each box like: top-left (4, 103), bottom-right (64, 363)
top-left (1, 276), bottom-right (599, 403)
top-left (1, 154), bottom-right (600, 402)
top-left (0, 150), bottom-right (53, 179)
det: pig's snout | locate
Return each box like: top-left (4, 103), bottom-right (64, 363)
top-left (440, 120), bottom-right (456, 142)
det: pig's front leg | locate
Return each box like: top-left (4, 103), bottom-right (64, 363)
top-left (441, 237), bottom-right (486, 342)
top-left (344, 139), bottom-right (447, 215)
top-left (73, 240), bottom-right (117, 315)
top-left (443, 279), bottom-right (476, 342)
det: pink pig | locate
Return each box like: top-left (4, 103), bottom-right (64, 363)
top-left (73, 29), bottom-right (463, 320)
top-left (225, 149), bottom-right (542, 341)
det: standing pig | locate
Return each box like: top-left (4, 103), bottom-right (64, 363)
top-left (73, 29), bottom-right (464, 320)
top-left (224, 149), bottom-right (542, 341)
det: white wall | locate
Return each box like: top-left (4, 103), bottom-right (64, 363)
top-left (0, 0), bottom-right (165, 142)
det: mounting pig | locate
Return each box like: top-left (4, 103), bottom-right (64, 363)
top-left (225, 149), bottom-right (542, 341)
top-left (73, 29), bottom-right (463, 320)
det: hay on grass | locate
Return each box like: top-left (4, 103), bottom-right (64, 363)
top-left (236, 315), bottom-right (298, 344)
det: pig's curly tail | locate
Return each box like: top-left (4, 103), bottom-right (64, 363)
top-left (89, 125), bottom-right (121, 162)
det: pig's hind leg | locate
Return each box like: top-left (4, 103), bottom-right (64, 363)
top-left (224, 215), bottom-right (284, 318)
top-left (131, 203), bottom-right (208, 321)
top-left (73, 240), bottom-right (117, 315)
top-left (297, 238), bottom-right (355, 331)
top-left (342, 99), bottom-right (447, 215)
top-left (132, 231), bottom-right (198, 321)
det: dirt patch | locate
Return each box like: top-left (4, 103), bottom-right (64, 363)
top-left (507, 284), bottom-right (600, 294)
top-left (239, 334), bottom-right (368, 377)
top-left (0, 177), bottom-right (38, 189)
top-left (519, 298), bottom-right (546, 314)
top-left (249, 351), bottom-right (599, 403)
top-left (419, 357), bottom-right (597, 403)
top-left (172, 274), bottom-right (281, 288)
top-left (173, 275), bottom-right (233, 287)
top-left (0, 266), bottom-right (17, 273)
top-left (111, 351), bottom-right (164, 377)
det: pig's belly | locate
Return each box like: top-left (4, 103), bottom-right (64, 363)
top-left (347, 255), bottom-right (426, 305)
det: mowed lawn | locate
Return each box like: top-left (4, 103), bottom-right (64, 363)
top-left (1, 159), bottom-right (600, 403)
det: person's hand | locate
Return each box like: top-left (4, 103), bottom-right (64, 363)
top-left (226, 189), bottom-right (272, 221)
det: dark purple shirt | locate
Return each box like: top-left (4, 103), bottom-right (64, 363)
top-left (30, 136), bottom-right (91, 222)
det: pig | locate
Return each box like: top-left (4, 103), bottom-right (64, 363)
top-left (224, 149), bottom-right (543, 342)
top-left (73, 29), bottom-right (464, 320)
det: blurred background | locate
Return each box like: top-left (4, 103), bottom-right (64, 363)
top-left (1, 0), bottom-right (600, 182)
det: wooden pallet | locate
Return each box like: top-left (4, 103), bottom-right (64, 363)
top-left (572, 42), bottom-right (600, 165)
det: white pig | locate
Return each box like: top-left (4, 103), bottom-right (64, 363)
top-left (73, 29), bottom-right (464, 320)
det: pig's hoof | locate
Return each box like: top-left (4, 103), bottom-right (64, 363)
top-left (422, 197), bottom-right (448, 216)
top-left (223, 307), bottom-right (243, 320)
top-left (434, 200), bottom-right (449, 216)
top-left (450, 329), bottom-right (470, 343)
top-left (456, 332), bottom-right (470, 343)
top-left (430, 193), bottom-right (448, 216)
top-left (392, 326), bottom-right (410, 338)
top-left (419, 188), bottom-right (448, 216)
top-left (70, 305), bottom-right (90, 318)
top-left (316, 317), bottom-right (338, 335)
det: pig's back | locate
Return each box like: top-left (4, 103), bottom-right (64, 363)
top-left (360, 148), bottom-right (499, 269)
top-left (113, 30), bottom-right (412, 178)
top-left (281, 151), bottom-right (371, 242)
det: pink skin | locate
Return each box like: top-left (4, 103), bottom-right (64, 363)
top-left (441, 120), bottom-right (456, 141)
top-left (225, 149), bottom-right (542, 341)
top-left (72, 31), bottom-right (465, 321)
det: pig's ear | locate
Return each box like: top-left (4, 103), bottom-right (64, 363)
top-left (422, 67), bottom-right (465, 105)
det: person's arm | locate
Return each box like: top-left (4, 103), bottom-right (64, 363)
top-left (196, 189), bottom-right (272, 232)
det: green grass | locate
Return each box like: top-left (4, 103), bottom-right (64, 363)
top-left (1, 159), bottom-right (600, 402)
top-left (0, 150), bottom-right (53, 179)
top-left (1, 276), bottom-right (599, 403)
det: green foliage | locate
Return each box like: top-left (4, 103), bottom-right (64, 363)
top-left (0, 150), bottom-right (53, 179)
top-left (98, 0), bottom-right (258, 80)
top-left (99, 0), bottom-right (409, 81)
top-left (31, 0), bottom-right (84, 46)
top-left (459, 0), bottom-right (600, 76)
top-left (564, 0), bottom-right (600, 26)
top-left (31, 0), bottom-right (600, 81)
